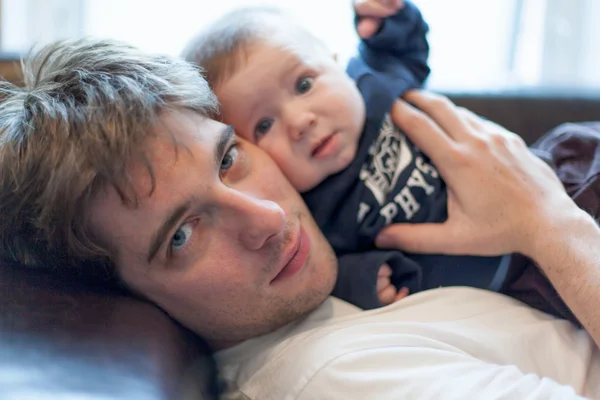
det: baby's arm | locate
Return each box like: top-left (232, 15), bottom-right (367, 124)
top-left (354, 0), bottom-right (405, 39)
top-left (353, 0), bottom-right (431, 88)
top-left (334, 251), bottom-right (419, 309)
top-left (377, 263), bottom-right (410, 304)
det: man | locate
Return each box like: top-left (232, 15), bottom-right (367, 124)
top-left (2, 39), bottom-right (600, 399)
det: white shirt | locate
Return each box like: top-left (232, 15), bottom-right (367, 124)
top-left (216, 287), bottom-right (600, 399)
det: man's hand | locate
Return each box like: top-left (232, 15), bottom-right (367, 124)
top-left (354, 0), bottom-right (404, 39)
top-left (376, 90), bottom-right (600, 348)
top-left (377, 263), bottom-right (409, 305)
top-left (376, 91), bottom-right (573, 258)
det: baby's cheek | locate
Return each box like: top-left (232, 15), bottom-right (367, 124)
top-left (258, 139), bottom-right (319, 191)
top-left (269, 152), bottom-right (311, 192)
top-left (279, 160), bottom-right (307, 191)
top-left (262, 143), bottom-right (295, 173)
top-left (234, 127), bottom-right (256, 142)
top-left (338, 145), bottom-right (357, 170)
top-left (291, 168), bottom-right (327, 193)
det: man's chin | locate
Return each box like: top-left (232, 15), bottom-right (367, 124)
top-left (209, 268), bottom-right (336, 349)
top-left (270, 286), bottom-right (331, 329)
top-left (265, 256), bottom-right (336, 336)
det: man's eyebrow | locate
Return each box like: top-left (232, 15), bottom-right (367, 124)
top-left (215, 124), bottom-right (235, 166)
top-left (146, 125), bottom-right (235, 264)
top-left (147, 200), bottom-right (193, 263)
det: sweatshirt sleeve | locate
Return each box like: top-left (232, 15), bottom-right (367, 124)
top-left (333, 250), bottom-right (422, 310)
top-left (355, 0), bottom-right (431, 93)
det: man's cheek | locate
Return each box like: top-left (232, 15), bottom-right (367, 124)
top-left (194, 260), bottom-right (247, 291)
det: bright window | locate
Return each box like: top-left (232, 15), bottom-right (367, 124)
top-left (2, 0), bottom-right (599, 90)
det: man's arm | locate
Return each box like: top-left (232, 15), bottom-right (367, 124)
top-left (298, 350), bottom-right (587, 399)
top-left (375, 90), bottom-right (600, 346)
top-left (528, 211), bottom-right (600, 342)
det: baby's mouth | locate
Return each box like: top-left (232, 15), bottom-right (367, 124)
top-left (311, 132), bottom-right (337, 158)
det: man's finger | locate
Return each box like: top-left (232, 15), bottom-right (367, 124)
top-left (456, 107), bottom-right (487, 131)
top-left (403, 91), bottom-right (474, 141)
top-left (375, 222), bottom-right (461, 254)
top-left (390, 99), bottom-right (458, 167)
top-left (456, 107), bottom-right (508, 137)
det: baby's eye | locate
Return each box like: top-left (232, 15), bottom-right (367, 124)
top-left (296, 77), bottom-right (314, 94)
top-left (171, 222), bottom-right (193, 251)
top-left (255, 119), bottom-right (273, 140)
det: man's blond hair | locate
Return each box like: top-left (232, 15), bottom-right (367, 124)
top-left (0, 38), bottom-right (217, 277)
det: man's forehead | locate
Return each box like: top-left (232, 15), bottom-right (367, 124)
top-left (128, 139), bottom-right (182, 195)
top-left (121, 112), bottom-right (226, 197)
top-left (86, 111), bottom-right (225, 255)
top-left (151, 110), bottom-right (222, 151)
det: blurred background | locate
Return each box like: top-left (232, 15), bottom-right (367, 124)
top-left (1, 0), bottom-right (599, 91)
top-left (0, 4), bottom-right (598, 399)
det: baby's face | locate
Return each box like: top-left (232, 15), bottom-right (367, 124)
top-left (215, 39), bottom-right (365, 192)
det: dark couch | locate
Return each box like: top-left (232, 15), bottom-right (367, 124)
top-left (448, 88), bottom-right (600, 145)
top-left (0, 262), bottom-right (218, 400)
top-left (1, 90), bottom-right (599, 400)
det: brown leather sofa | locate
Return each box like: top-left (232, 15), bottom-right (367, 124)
top-left (1, 89), bottom-right (599, 399)
top-left (448, 88), bottom-right (600, 145)
top-left (0, 261), bottom-right (219, 400)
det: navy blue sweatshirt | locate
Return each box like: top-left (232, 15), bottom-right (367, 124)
top-left (302, 1), bottom-right (504, 310)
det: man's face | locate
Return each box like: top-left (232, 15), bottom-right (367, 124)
top-left (216, 39), bottom-right (366, 193)
top-left (88, 110), bottom-right (337, 349)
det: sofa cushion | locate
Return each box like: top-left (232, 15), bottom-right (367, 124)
top-left (0, 262), bottom-right (219, 399)
top-left (446, 89), bottom-right (600, 144)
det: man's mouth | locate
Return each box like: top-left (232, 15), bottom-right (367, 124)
top-left (270, 226), bottom-right (311, 284)
top-left (311, 132), bottom-right (340, 159)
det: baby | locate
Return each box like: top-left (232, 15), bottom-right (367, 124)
top-left (182, 0), bottom-right (506, 309)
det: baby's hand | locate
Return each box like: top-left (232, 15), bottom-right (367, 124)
top-left (377, 263), bottom-right (410, 305)
top-left (354, 0), bottom-right (404, 39)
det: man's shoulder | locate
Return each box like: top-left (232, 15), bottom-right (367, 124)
top-left (222, 289), bottom-right (573, 398)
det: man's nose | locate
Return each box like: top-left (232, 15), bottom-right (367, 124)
top-left (222, 191), bottom-right (286, 250)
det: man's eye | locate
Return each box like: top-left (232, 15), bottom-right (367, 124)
top-left (171, 222), bottom-right (193, 251)
top-left (296, 77), bottom-right (313, 94)
top-left (221, 144), bottom-right (239, 171)
top-left (255, 119), bottom-right (273, 140)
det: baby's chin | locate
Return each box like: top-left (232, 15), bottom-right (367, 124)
top-left (336, 143), bottom-right (358, 171)
top-left (296, 158), bottom-right (355, 194)
top-left (295, 176), bottom-right (323, 194)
